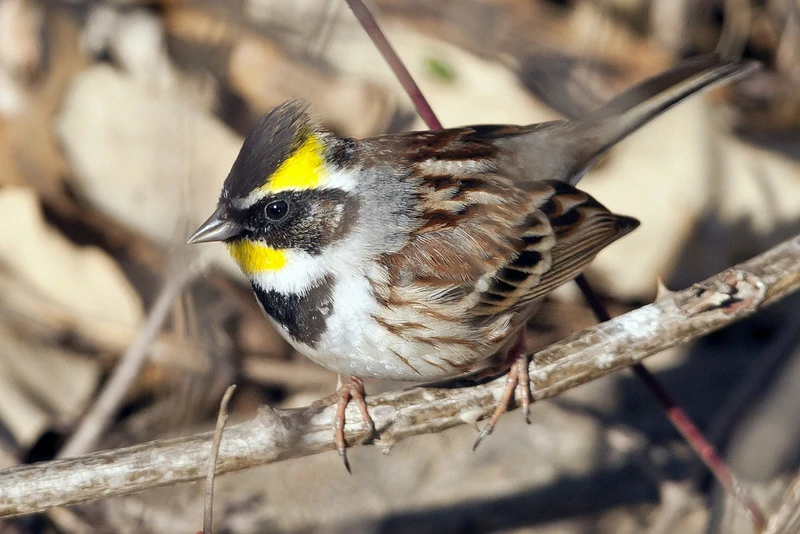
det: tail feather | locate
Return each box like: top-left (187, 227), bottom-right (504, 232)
top-left (572, 53), bottom-right (760, 175)
top-left (497, 54), bottom-right (760, 186)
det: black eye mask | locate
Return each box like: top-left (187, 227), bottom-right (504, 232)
top-left (239, 189), bottom-right (360, 255)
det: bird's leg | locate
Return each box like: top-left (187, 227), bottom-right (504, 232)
top-left (311, 376), bottom-right (377, 473)
top-left (473, 330), bottom-right (532, 450)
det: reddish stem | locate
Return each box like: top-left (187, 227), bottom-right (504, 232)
top-left (575, 275), bottom-right (766, 531)
top-left (343, 0), bottom-right (443, 130)
top-left (343, 0), bottom-right (766, 530)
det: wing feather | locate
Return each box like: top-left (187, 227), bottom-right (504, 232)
top-left (473, 181), bottom-right (637, 314)
top-left (374, 132), bottom-right (638, 325)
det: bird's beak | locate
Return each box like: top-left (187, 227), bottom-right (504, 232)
top-left (187, 206), bottom-right (242, 244)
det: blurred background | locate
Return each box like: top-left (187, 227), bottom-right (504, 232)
top-left (0, 0), bottom-right (799, 532)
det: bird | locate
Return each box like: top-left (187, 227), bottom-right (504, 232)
top-left (188, 54), bottom-right (758, 470)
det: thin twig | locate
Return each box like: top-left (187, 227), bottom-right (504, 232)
top-left (58, 260), bottom-right (199, 459)
top-left (343, 0), bottom-right (442, 130)
top-left (0, 234), bottom-right (795, 517)
top-left (203, 384), bottom-right (236, 534)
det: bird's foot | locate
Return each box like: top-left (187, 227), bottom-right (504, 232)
top-left (312, 376), bottom-right (377, 473)
top-left (473, 331), bottom-right (532, 450)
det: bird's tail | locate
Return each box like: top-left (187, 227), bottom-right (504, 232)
top-left (563, 54), bottom-right (760, 184)
top-left (500, 54), bottom-right (759, 186)
top-left (585, 56), bottom-right (755, 154)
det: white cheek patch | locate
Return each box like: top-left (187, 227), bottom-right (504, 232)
top-left (240, 166), bottom-right (361, 293)
top-left (250, 249), bottom-right (330, 294)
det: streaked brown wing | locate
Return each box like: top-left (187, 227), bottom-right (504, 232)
top-left (473, 180), bottom-right (638, 315)
top-left (370, 128), bottom-right (637, 320)
top-left (381, 169), bottom-right (636, 318)
top-left (381, 172), bottom-right (522, 295)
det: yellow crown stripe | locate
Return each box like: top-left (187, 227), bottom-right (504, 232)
top-left (227, 240), bottom-right (288, 273)
top-left (261, 134), bottom-right (326, 193)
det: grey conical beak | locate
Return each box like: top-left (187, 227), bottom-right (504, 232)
top-left (187, 206), bottom-right (242, 244)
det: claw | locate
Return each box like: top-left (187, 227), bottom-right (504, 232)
top-left (317, 376), bottom-right (376, 473)
top-left (473, 330), bottom-right (533, 450)
top-left (334, 384), bottom-right (352, 472)
top-left (473, 425), bottom-right (494, 450)
top-left (339, 449), bottom-right (352, 474)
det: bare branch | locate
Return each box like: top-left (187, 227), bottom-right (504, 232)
top-left (0, 234), bottom-right (797, 518)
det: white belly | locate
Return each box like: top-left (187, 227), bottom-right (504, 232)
top-left (277, 272), bottom-right (499, 381)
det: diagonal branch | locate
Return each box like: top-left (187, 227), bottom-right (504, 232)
top-left (0, 234), bottom-right (796, 517)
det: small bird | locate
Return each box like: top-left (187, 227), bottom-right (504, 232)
top-left (188, 54), bottom-right (757, 469)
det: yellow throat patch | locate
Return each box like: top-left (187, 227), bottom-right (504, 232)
top-left (227, 240), bottom-right (287, 273)
top-left (261, 134), bottom-right (326, 193)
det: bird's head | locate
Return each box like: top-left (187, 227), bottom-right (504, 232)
top-left (187, 101), bottom-right (361, 285)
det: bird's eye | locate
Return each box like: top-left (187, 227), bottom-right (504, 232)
top-left (265, 199), bottom-right (289, 221)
